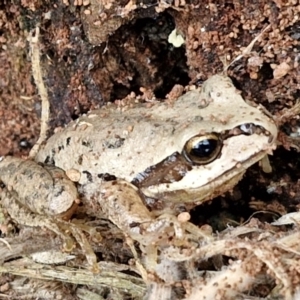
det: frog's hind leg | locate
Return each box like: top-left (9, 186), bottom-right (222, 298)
top-left (0, 188), bottom-right (75, 249)
top-left (0, 189), bottom-right (98, 271)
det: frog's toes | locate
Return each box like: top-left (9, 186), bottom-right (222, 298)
top-left (36, 219), bottom-right (99, 272)
top-left (147, 213), bottom-right (211, 243)
top-left (55, 220), bottom-right (99, 272)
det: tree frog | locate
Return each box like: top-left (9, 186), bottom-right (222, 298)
top-left (0, 74), bottom-right (278, 268)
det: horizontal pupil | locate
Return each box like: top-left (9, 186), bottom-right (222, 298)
top-left (191, 139), bottom-right (218, 158)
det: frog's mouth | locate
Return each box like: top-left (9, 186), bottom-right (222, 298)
top-left (137, 149), bottom-right (273, 214)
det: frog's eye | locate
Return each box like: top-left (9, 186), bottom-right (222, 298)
top-left (182, 133), bottom-right (222, 165)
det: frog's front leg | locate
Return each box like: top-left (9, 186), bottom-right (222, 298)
top-left (89, 179), bottom-right (208, 262)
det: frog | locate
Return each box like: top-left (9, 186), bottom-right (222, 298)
top-left (0, 74), bottom-right (278, 275)
top-left (35, 73), bottom-right (277, 214)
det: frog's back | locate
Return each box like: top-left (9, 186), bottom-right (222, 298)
top-left (35, 100), bottom-right (192, 184)
top-left (35, 75), bottom-right (278, 185)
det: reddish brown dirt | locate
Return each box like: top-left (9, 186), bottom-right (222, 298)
top-left (1, 0), bottom-right (300, 299)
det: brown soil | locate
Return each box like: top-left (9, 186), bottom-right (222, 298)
top-left (1, 0), bottom-right (300, 299)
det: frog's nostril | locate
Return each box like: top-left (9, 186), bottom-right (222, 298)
top-left (239, 123), bottom-right (255, 135)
